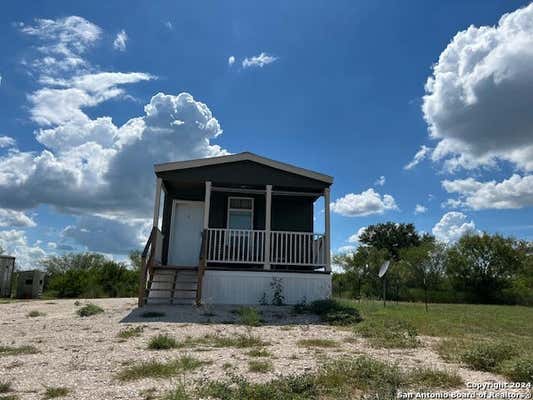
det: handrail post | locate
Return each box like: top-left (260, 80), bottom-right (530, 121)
top-left (324, 187), bottom-right (331, 272)
top-left (138, 255), bottom-right (147, 307)
top-left (196, 229), bottom-right (208, 306)
top-left (264, 185), bottom-right (272, 270)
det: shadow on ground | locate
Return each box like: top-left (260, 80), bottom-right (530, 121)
top-left (120, 304), bottom-right (322, 325)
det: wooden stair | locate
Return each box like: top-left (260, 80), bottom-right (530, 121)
top-left (145, 266), bottom-right (199, 305)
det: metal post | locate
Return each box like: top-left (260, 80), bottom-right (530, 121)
top-left (203, 181), bottom-right (212, 230)
top-left (324, 187), bottom-right (331, 272)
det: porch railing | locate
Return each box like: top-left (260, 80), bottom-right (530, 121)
top-left (205, 228), bottom-right (326, 267)
top-left (138, 226), bottom-right (164, 307)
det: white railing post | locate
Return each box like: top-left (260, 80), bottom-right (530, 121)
top-left (264, 185), bottom-right (272, 270)
top-left (324, 187), bottom-right (331, 272)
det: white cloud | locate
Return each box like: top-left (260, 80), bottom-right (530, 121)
top-left (374, 175), bottom-right (385, 186)
top-left (442, 174), bottom-right (533, 210)
top-left (164, 21), bottom-right (173, 30)
top-left (331, 189), bottom-right (398, 217)
top-left (0, 16), bottom-right (229, 255)
top-left (404, 145), bottom-right (431, 170)
top-left (113, 30), bottom-right (128, 52)
top-left (0, 209), bottom-right (36, 228)
top-left (228, 56), bottom-right (235, 66)
top-left (242, 52), bottom-right (278, 68)
top-left (0, 136), bottom-right (15, 148)
top-left (414, 204), bottom-right (427, 214)
top-left (47, 242), bottom-right (57, 249)
top-left (432, 212), bottom-right (477, 243)
top-left (336, 245), bottom-right (357, 254)
top-left (0, 229), bottom-right (47, 269)
top-left (348, 227), bottom-right (367, 243)
top-left (423, 4), bottom-right (533, 172)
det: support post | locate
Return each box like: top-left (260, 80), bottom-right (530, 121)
top-left (264, 185), bottom-right (272, 270)
top-left (324, 187), bottom-right (331, 272)
top-left (152, 178), bottom-right (162, 228)
top-left (203, 181), bottom-right (212, 230)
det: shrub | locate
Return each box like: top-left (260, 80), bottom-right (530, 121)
top-left (117, 356), bottom-right (210, 381)
top-left (27, 310), bottom-right (46, 318)
top-left (44, 386), bottom-right (70, 398)
top-left (148, 334), bottom-right (179, 350)
top-left (117, 326), bottom-right (143, 340)
top-left (246, 348), bottom-right (271, 357)
top-left (270, 278), bottom-right (285, 306)
top-left (501, 357), bottom-right (533, 382)
top-left (407, 368), bottom-right (463, 389)
top-left (303, 299), bottom-right (363, 326)
top-left (461, 342), bottom-right (518, 372)
top-left (297, 339), bottom-right (338, 348)
top-left (0, 381), bottom-right (11, 393)
top-left (248, 360), bottom-right (273, 373)
top-left (76, 303), bottom-right (103, 317)
top-left (236, 307), bottom-right (262, 327)
top-left (160, 384), bottom-right (191, 400)
top-left (354, 319), bottom-right (419, 348)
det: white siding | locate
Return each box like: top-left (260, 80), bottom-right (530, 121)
top-left (201, 270), bottom-right (331, 305)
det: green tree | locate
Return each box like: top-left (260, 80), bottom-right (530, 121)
top-left (358, 222), bottom-right (427, 260)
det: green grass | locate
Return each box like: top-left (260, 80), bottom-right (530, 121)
top-left (44, 386), bottom-right (70, 398)
top-left (117, 356), bottom-right (211, 381)
top-left (0, 345), bottom-right (39, 357)
top-left (236, 307), bottom-right (262, 327)
top-left (0, 382), bottom-right (11, 393)
top-left (460, 341), bottom-right (518, 372)
top-left (160, 384), bottom-right (191, 400)
top-left (148, 334), bottom-right (179, 350)
top-left (0, 395), bottom-right (19, 400)
top-left (248, 360), bottom-right (273, 373)
top-left (353, 318), bottom-right (419, 348)
top-left (246, 348), bottom-right (271, 357)
top-left (297, 299), bottom-right (363, 326)
top-left (140, 311), bottom-right (166, 318)
top-left (406, 368), bottom-right (463, 389)
top-left (26, 310), bottom-right (46, 318)
top-left (177, 334), bottom-right (267, 349)
top-left (117, 326), bottom-right (143, 340)
top-left (76, 303), bottom-right (103, 317)
top-left (501, 357), bottom-right (533, 382)
top-left (297, 339), bottom-right (339, 348)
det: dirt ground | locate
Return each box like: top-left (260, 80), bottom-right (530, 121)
top-left (0, 298), bottom-right (526, 400)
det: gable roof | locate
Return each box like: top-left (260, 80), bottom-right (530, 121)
top-left (154, 152), bottom-right (333, 184)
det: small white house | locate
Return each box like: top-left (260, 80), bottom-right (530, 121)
top-left (138, 152), bottom-right (333, 306)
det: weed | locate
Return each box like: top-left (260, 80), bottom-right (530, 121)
top-left (501, 357), bottom-right (533, 382)
top-left (354, 319), bottom-right (419, 348)
top-left (27, 310), bottom-right (46, 318)
top-left (117, 356), bottom-right (211, 381)
top-left (0, 345), bottom-right (39, 357)
top-left (117, 326), bottom-right (143, 340)
top-left (0, 395), bottom-right (19, 400)
top-left (461, 341), bottom-right (517, 372)
top-left (140, 311), bottom-right (165, 318)
top-left (76, 303), bottom-right (103, 317)
top-left (160, 383), bottom-right (191, 400)
top-left (248, 359), bottom-right (273, 373)
top-left (297, 339), bottom-right (338, 348)
top-left (246, 348), bottom-right (271, 357)
top-left (44, 386), bottom-right (70, 398)
top-left (270, 278), bottom-right (285, 306)
top-left (222, 362), bottom-right (233, 370)
top-left (148, 334), bottom-right (179, 350)
top-left (407, 368), bottom-right (463, 389)
top-left (302, 299), bottom-right (363, 326)
top-left (0, 382), bottom-right (11, 393)
top-left (236, 307), bottom-right (262, 327)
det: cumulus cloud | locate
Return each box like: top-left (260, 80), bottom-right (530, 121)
top-left (423, 4), bottom-right (533, 172)
top-left (113, 30), bottom-right (127, 51)
top-left (242, 52), bottom-right (277, 68)
top-left (374, 176), bottom-right (385, 186)
top-left (0, 229), bottom-right (47, 269)
top-left (331, 189), bottom-right (398, 217)
top-left (0, 209), bottom-right (36, 228)
top-left (1, 16), bottom-right (229, 255)
top-left (442, 174), bottom-right (533, 210)
top-left (414, 204), bottom-right (427, 214)
top-left (348, 227), bottom-right (367, 244)
top-left (164, 21), bottom-right (173, 30)
top-left (228, 56), bottom-right (235, 66)
top-left (432, 212), bottom-right (477, 243)
top-left (404, 145), bottom-right (431, 170)
top-left (336, 245), bottom-right (357, 254)
top-left (0, 136), bottom-right (15, 148)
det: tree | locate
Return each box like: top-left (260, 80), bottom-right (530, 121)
top-left (401, 241), bottom-right (446, 311)
top-left (129, 250), bottom-right (142, 272)
top-left (445, 233), bottom-right (527, 303)
top-left (358, 222), bottom-right (427, 260)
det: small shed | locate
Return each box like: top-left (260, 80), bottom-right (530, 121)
top-left (15, 270), bottom-right (46, 299)
top-left (0, 255), bottom-right (15, 297)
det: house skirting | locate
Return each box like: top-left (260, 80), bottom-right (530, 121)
top-left (201, 270), bottom-right (331, 305)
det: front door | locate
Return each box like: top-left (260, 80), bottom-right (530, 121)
top-left (169, 201), bottom-right (204, 266)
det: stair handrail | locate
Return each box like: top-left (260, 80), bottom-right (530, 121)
top-left (138, 226), bottom-right (159, 307)
top-left (195, 229), bottom-right (208, 305)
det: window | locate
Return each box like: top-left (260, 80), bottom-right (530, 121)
top-left (227, 197), bottom-right (254, 230)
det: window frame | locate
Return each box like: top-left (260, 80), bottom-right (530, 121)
top-left (226, 196), bottom-right (254, 230)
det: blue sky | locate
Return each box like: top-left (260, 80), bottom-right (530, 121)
top-left (1, 0), bottom-right (532, 267)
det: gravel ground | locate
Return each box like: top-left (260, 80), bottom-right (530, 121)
top-left (0, 298), bottom-right (525, 400)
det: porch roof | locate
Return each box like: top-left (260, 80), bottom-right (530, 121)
top-left (154, 152), bottom-right (333, 187)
